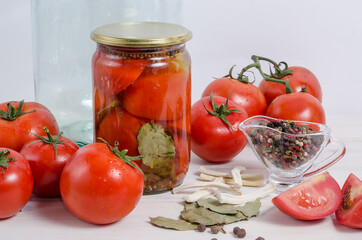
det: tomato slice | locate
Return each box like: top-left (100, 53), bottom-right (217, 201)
top-left (335, 173), bottom-right (362, 228)
top-left (272, 172), bottom-right (342, 220)
top-left (93, 50), bottom-right (148, 96)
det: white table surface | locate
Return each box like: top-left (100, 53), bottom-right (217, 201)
top-left (1, 116), bottom-right (361, 240)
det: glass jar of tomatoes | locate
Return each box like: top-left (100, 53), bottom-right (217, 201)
top-left (91, 22), bottom-right (192, 193)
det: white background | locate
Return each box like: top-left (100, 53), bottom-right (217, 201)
top-left (1, 0), bottom-right (362, 118)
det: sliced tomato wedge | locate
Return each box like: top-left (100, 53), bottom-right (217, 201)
top-left (272, 172), bottom-right (342, 220)
top-left (335, 173), bottom-right (362, 228)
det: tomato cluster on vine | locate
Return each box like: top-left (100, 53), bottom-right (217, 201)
top-left (191, 55), bottom-right (326, 163)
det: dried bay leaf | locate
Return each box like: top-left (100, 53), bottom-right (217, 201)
top-left (197, 198), bottom-right (240, 214)
top-left (197, 198), bottom-right (262, 217)
top-left (185, 201), bottom-right (198, 210)
top-left (150, 216), bottom-right (198, 231)
top-left (237, 198), bottom-right (261, 219)
top-left (137, 123), bottom-right (175, 177)
top-left (180, 207), bottom-right (246, 226)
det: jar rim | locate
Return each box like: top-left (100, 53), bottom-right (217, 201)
top-left (91, 22), bottom-right (192, 47)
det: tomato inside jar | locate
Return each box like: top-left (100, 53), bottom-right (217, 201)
top-left (91, 22), bottom-right (192, 193)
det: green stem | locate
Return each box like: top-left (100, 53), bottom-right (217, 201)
top-left (202, 91), bottom-right (244, 132)
top-left (223, 65), bottom-right (250, 84)
top-left (25, 126), bottom-right (68, 159)
top-left (238, 55), bottom-right (294, 94)
top-left (0, 100), bottom-right (36, 121)
top-left (99, 138), bottom-right (144, 176)
top-left (0, 150), bottom-right (16, 175)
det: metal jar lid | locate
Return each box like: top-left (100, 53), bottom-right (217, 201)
top-left (91, 22), bottom-right (192, 47)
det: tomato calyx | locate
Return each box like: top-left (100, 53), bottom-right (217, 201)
top-left (0, 149), bottom-right (16, 175)
top-left (99, 138), bottom-right (144, 176)
top-left (26, 126), bottom-right (68, 159)
top-left (202, 91), bottom-right (243, 132)
top-left (222, 65), bottom-right (255, 84)
top-left (0, 100), bottom-right (36, 121)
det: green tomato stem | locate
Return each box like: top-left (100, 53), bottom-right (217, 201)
top-left (0, 100), bottom-right (36, 121)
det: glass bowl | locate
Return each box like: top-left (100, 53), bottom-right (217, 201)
top-left (239, 115), bottom-right (346, 192)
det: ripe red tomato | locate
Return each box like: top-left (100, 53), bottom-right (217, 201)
top-left (259, 66), bottom-right (322, 105)
top-left (123, 58), bottom-right (191, 120)
top-left (0, 148), bottom-right (33, 219)
top-left (96, 107), bottom-right (143, 156)
top-left (0, 100), bottom-right (59, 151)
top-left (335, 173), bottom-right (362, 228)
top-left (202, 77), bottom-right (267, 117)
top-left (60, 142), bottom-right (144, 224)
top-left (93, 48), bottom-right (148, 96)
top-left (20, 128), bottom-right (79, 198)
top-left (191, 95), bottom-right (248, 163)
top-left (272, 172), bottom-right (342, 220)
top-left (265, 92), bottom-right (326, 124)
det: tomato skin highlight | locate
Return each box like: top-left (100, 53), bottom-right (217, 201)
top-left (0, 101), bottom-right (59, 152)
top-left (20, 136), bottom-right (79, 198)
top-left (0, 148), bottom-right (33, 219)
top-left (272, 172), bottom-right (342, 220)
top-left (60, 143), bottom-right (144, 225)
top-left (265, 92), bottom-right (326, 124)
top-left (202, 77), bottom-right (267, 117)
top-left (335, 173), bottom-right (362, 228)
top-left (259, 66), bottom-right (322, 105)
top-left (191, 96), bottom-right (248, 163)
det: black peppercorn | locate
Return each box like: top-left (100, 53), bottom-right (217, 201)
top-left (210, 225), bottom-right (220, 234)
top-left (255, 237), bottom-right (265, 240)
top-left (197, 224), bottom-right (206, 232)
top-left (233, 226), bottom-right (246, 238)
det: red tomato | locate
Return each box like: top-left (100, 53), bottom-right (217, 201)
top-left (60, 142), bottom-right (144, 224)
top-left (0, 148), bottom-right (33, 219)
top-left (171, 133), bottom-right (190, 178)
top-left (259, 66), bottom-right (322, 105)
top-left (335, 173), bottom-right (362, 228)
top-left (272, 172), bottom-right (342, 220)
top-left (96, 107), bottom-right (143, 156)
top-left (20, 129), bottom-right (79, 198)
top-left (93, 48), bottom-right (148, 96)
top-left (202, 77), bottom-right (267, 116)
top-left (265, 92), bottom-right (326, 124)
top-left (191, 95), bottom-right (248, 163)
top-left (123, 58), bottom-right (191, 120)
top-left (0, 101), bottom-right (59, 151)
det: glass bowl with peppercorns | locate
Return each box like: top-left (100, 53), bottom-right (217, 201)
top-left (239, 115), bottom-right (346, 192)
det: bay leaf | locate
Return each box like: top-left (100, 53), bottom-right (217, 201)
top-left (180, 207), bottom-right (246, 226)
top-left (137, 123), bottom-right (175, 177)
top-left (185, 201), bottom-right (198, 210)
top-left (237, 198), bottom-right (261, 219)
top-left (149, 216), bottom-right (198, 231)
top-left (197, 198), bottom-right (240, 214)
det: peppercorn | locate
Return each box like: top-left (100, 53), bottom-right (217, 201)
top-left (250, 119), bottom-right (323, 170)
top-left (233, 227), bottom-right (246, 238)
top-left (255, 237), bottom-right (265, 240)
top-left (211, 238), bottom-right (217, 240)
top-left (197, 224), bottom-right (206, 232)
top-left (210, 225), bottom-right (220, 234)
